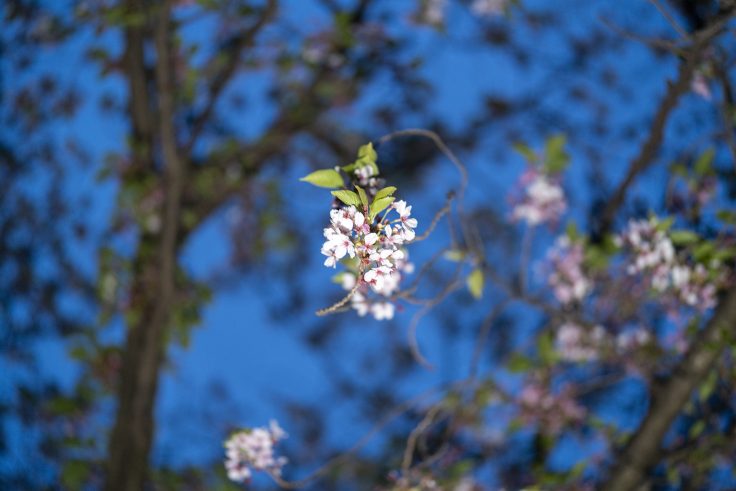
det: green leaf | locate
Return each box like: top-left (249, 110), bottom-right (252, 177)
top-left (507, 353), bottom-right (533, 372)
top-left (513, 142), bottom-right (537, 162)
top-left (369, 196), bottom-right (395, 221)
top-left (699, 370), bottom-right (718, 401)
top-left (357, 142), bottom-right (377, 163)
top-left (374, 186), bottom-right (397, 201)
top-left (670, 230), bottom-right (699, 246)
top-left (355, 185), bottom-right (369, 208)
top-left (694, 148), bottom-right (715, 176)
top-left (331, 190), bottom-right (362, 207)
top-left (716, 209), bottom-right (736, 224)
top-left (467, 268), bottom-right (484, 299)
top-left (544, 134), bottom-right (569, 173)
top-left (654, 216), bottom-right (674, 232)
top-left (62, 460), bottom-right (90, 489)
top-left (444, 249), bottom-right (466, 262)
top-left (299, 168), bottom-right (344, 188)
top-left (538, 331), bottom-right (558, 365)
top-left (689, 420), bottom-right (706, 439)
top-left (693, 241), bottom-right (715, 262)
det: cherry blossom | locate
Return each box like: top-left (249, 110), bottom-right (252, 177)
top-left (510, 168), bottom-right (567, 226)
top-left (224, 420), bottom-right (288, 483)
top-left (471, 0), bottom-right (507, 16)
top-left (555, 322), bottom-right (606, 362)
top-left (518, 382), bottom-right (586, 434)
top-left (320, 200), bottom-right (417, 320)
top-left (615, 327), bottom-right (651, 353)
top-left (691, 72), bottom-right (712, 100)
top-left (546, 235), bottom-right (591, 305)
top-left (393, 200), bottom-right (418, 241)
top-left (616, 218), bottom-right (719, 312)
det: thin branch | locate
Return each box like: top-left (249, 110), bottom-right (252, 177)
top-left (268, 382), bottom-right (455, 489)
top-left (649, 0), bottom-right (690, 40)
top-left (468, 299), bottom-right (511, 381)
top-left (378, 128), bottom-right (469, 202)
top-left (315, 282), bottom-right (361, 316)
top-left (401, 405), bottom-right (444, 475)
top-left (184, 0), bottom-right (277, 154)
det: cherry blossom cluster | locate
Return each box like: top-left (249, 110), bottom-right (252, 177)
top-left (322, 201), bottom-right (417, 320)
top-left (510, 168), bottom-right (567, 226)
top-left (518, 382), bottom-right (586, 434)
top-left (546, 236), bottom-right (591, 306)
top-left (303, 143), bottom-right (418, 321)
top-left (224, 420), bottom-right (288, 483)
top-left (616, 218), bottom-right (717, 311)
top-left (555, 322), bottom-right (605, 363)
top-left (339, 249), bottom-right (414, 321)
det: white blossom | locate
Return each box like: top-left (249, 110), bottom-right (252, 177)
top-left (617, 218), bottom-right (718, 311)
top-left (471, 0), bottom-right (507, 16)
top-left (321, 194), bottom-right (417, 320)
top-left (546, 236), bottom-right (591, 305)
top-left (224, 420), bottom-right (288, 483)
top-left (510, 169), bottom-right (567, 226)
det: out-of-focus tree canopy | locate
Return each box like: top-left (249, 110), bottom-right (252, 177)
top-left (2, 0), bottom-right (736, 490)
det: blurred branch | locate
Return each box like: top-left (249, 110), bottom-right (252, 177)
top-left (184, 0), bottom-right (277, 154)
top-left (595, 11), bottom-right (734, 238)
top-left (601, 286), bottom-right (736, 491)
top-left (649, 0), bottom-right (689, 39)
top-left (269, 383), bottom-right (451, 489)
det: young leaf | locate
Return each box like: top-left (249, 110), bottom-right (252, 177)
top-left (670, 229), bottom-right (699, 246)
top-left (299, 168), bottom-right (344, 188)
top-left (694, 148), bottom-right (715, 176)
top-left (355, 185), bottom-right (369, 208)
top-left (357, 142), bottom-right (377, 163)
top-left (444, 249), bottom-right (466, 262)
top-left (331, 190), bottom-right (362, 207)
top-left (374, 186), bottom-right (397, 201)
top-left (544, 134), bottom-right (569, 174)
top-left (369, 196), bottom-right (395, 221)
top-left (467, 268), bottom-right (484, 299)
top-left (513, 142), bottom-right (537, 162)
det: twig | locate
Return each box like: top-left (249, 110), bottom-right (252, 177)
top-left (378, 128), bottom-right (469, 201)
top-left (268, 381), bottom-right (457, 489)
top-left (316, 282), bottom-right (361, 316)
top-left (649, 0), bottom-right (690, 40)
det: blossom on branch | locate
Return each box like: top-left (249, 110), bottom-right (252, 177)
top-left (510, 168), bottom-right (567, 226)
top-left (616, 217), bottom-right (718, 311)
top-left (224, 420), bottom-right (288, 483)
top-left (546, 235), bottom-right (591, 305)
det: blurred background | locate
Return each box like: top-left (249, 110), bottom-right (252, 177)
top-left (2, 0), bottom-right (736, 489)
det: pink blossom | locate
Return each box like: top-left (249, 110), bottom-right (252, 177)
top-left (555, 322), bottom-right (606, 362)
top-left (546, 236), bottom-right (591, 305)
top-left (471, 0), bottom-right (507, 16)
top-left (691, 72), bottom-right (712, 100)
top-left (224, 420), bottom-right (288, 482)
top-left (510, 169), bottom-right (567, 226)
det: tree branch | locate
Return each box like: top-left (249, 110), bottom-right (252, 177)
top-left (595, 13), bottom-right (733, 238)
top-left (601, 286), bottom-right (736, 491)
top-left (184, 0), bottom-right (277, 154)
